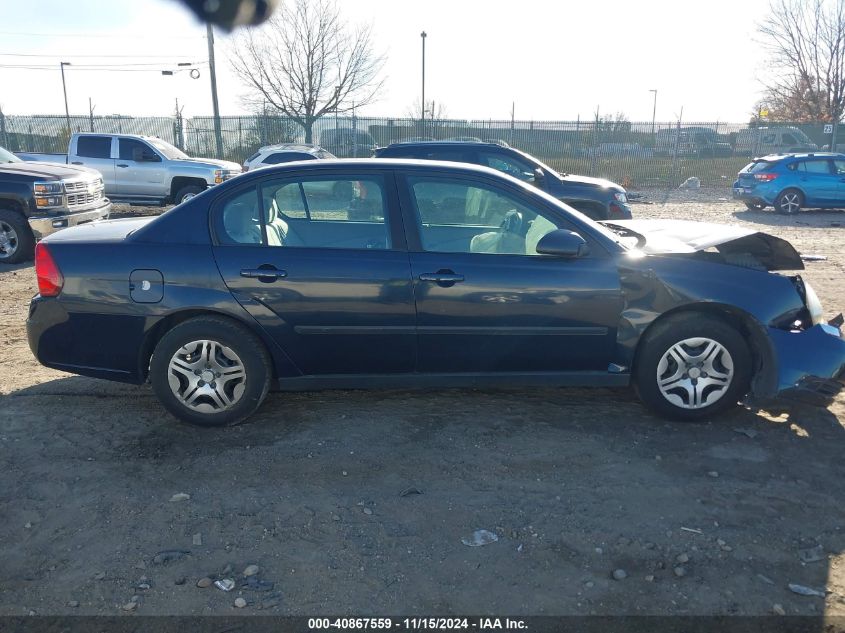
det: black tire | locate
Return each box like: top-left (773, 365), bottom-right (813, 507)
top-left (149, 316), bottom-right (272, 427)
top-left (173, 185), bottom-right (204, 205)
top-left (0, 209), bottom-right (35, 264)
top-left (775, 188), bottom-right (803, 215)
top-left (744, 201), bottom-right (766, 211)
top-left (634, 313), bottom-right (752, 421)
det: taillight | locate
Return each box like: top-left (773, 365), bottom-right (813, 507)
top-left (609, 201), bottom-right (625, 218)
top-left (35, 243), bottom-right (63, 297)
top-left (753, 173), bottom-right (778, 181)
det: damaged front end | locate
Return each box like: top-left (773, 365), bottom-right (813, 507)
top-left (607, 219), bottom-right (845, 407)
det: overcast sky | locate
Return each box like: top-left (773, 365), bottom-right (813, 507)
top-left (0, 0), bottom-right (772, 123)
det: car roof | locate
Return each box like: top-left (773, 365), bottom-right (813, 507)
top-left (384, 140), bottom-right (507, 149)
top-left (758, 152), bottom-right (844, 161)
top-left (235, 157), bottom-right (520, 181)
top-left (258, 143), bottom-right (323, 153)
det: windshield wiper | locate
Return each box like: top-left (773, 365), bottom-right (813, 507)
top-left (600, 221), bottom-right (647, 248)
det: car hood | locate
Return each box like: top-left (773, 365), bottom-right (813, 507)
top-left (559, 173), bottom-right (622, 191)
top-left (174, 158), bottom-right (242, 171)
top-left (604, 219), bottom-right (804, 271)
top-left (0, 161), bottom-right (101, 180)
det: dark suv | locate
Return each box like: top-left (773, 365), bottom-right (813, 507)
top-left (374, 141), bottom-right (632, 220)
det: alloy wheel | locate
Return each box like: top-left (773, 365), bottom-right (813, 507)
top-left (656, 337), bottom-right (734, 410)
top-left (0, 220), bottom-right (19, 260)
top-left (779, 192), bottom-right (801, 214)
top-left (167, 339), bottom-right (246, 413)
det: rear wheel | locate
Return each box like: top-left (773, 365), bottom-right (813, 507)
top-left (744, 201), bottom-right (766, 211)
top-left (634, 314), bottom-right (752, 421)
top-left (775, 189), bottom-right (803, 215)
top-left (150, 316), bottom-right (272, 426)
top-left (0, 210), bottom-right (35, 264)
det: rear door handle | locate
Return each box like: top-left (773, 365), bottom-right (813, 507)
top-left (240, 268), bottom-right (288, 280)
top-left (71, 161), bottom-right (83, 165)
top-left (419, 272), bottom-right (464, 283)
top-left (117, 164), bottom-right (129, 168)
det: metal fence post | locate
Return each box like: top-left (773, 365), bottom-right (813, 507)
top-left (0, 107), bottom-right (8, 149)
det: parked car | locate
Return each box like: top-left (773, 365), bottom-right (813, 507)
top-left (18, 133), bottom-right (241, 206)
top-left (654, 127), bottom-right (733, 157)
top-left (242, 143), bottom-right (335, 171)
top-left (0, 145), bottom-right (110, 263)
top-left (734, 126), bottom-right (817, 157)
top-left (374, 140), bottom-right (632, 220)
top-left (27, 159), bottom-right (845, 427)
top-left (732, 152), bottom-right (845, 214)
top-left (319, 128), bottom-right (377, 158)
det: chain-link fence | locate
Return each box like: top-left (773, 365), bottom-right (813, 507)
top-left (1, 112), bottom-right (838, 189)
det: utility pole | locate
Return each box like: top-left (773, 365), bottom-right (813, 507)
top-left (334, 86), bottom-right (340, 137)
top-left (420, 31), bottom-right (427, 133)
top-left (649, 89), bottom-right (658, 140)
top-left (88, 98), bottom-right (95, 132)
top-left (510, 101), bottom-right (515, 146)
top-left (206, 23), bottom-right (224, 159)
top-left (60, 62), bottom-right (72, 134)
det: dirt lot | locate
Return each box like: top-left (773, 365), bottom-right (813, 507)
top-left (2, 193), bottom-right (845, 617)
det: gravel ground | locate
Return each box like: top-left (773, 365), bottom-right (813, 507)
top-left (1, 192), bottom-right (845, 617)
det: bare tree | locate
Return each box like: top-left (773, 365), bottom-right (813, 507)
top-left (231, 0), bottom-right (385, 143)
top-left (404, 98), bottom-right (449, 122)
top-left (757, 0), bottom-right (845, 122)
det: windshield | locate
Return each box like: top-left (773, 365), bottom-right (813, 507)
top-left (0, 146), bottom-right (22, 163)
top-left (147, 138), bottom-right (189, 160)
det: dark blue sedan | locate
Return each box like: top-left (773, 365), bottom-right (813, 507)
top-left (27, 160), bottom-right (845, 426)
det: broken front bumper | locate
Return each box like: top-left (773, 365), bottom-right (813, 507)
top-left (770, 319), bottom-right (845, 406)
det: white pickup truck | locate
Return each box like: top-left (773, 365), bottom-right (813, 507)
top-left (19, 133), bottom-right (241, 205)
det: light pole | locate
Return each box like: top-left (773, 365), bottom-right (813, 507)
top-left (649, 89), bottom-right (658, 139)
top-left (60, 62), bottom-right (71, 134)
top-left (420, 31), bottom-right (427, 128)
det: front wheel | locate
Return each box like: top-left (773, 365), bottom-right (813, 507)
top-left (634, 314), bottom-right (752, 421)
top-left (150, 316), bottom-right (272, 426)
top-left (744, 201), bottom-right (766, 211)
top-left (775, 189), bottom-right (803, 215)
top-left (0, 210), bottom-right (35, 264)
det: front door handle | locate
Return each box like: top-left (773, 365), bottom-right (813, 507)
top-left (419, 271), bottom-right (465, 285)
top-left (70, 161), bottom-right (83, 165)
top-left (240, 267), bottom-right (288, 281)
top-left (117, 164), bottom-right (129, 168)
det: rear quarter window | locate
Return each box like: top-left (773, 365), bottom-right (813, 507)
top-left (76, 136), bottom-right (112, 159)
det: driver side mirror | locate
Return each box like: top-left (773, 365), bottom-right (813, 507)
top-left (532, 167), bottom-right (545, 186)
top-left (536, 229), bottom-right (589, 258)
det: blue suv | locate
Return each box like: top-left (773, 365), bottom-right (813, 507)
top-left (733, 152), bottom-right (845, 214)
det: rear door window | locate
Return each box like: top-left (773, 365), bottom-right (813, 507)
top-left (798, 160), bottom-right (832, 174)
top-left (76, 136), bottom-right (112, 159)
